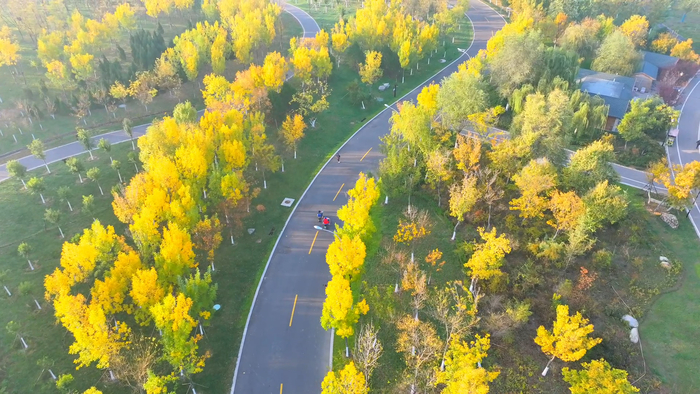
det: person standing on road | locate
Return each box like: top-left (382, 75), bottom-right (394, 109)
top-left (317, 210), bottom-right (323, 222)
top-left (696, 139), bottom-right (700, 150)
top-left (336, 153), bottom-right (341, 163)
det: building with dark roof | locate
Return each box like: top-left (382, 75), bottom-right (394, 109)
top-left (634, 51), bottom-right (679, 92)
top-left (577, 69), bottom-right (635, 131)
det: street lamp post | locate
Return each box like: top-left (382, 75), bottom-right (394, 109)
top-left (313, 225), bottom-right (336, 235)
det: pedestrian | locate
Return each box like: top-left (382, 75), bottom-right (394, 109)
top-left (323, 216), bottom-right (331, 229)
top-left (696, 139), bottom-right (700, 149)
top-left (336, 153), bottom-right (341, 163)
top-left (317, 210), bottom-right (323, 223)
top-left (393, 84), bottom-right (397, 97)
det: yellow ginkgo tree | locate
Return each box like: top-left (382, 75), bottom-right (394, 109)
top-left (562, 358), bottom-right (639, 394)
top-left (534, 304), bottom-right (602, 376)
top-left (281, 114), bottom-right (306, 159)
top-left (436, 334), bottom-right (500, 394)
top-left (326, 233), bottom-right (367, 280)
top-left (464, 227), bottom-right (511, 294)
top-left (321, 361), bottom-right (368, 394)
top-left (320, 275), bottom-right (369, 355)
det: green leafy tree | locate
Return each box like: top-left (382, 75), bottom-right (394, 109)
top-left (57, 186), bottom-right (73, 212)
top-left (591, 31), bottom-right (641, 76)
top-left (173, 101), bottom-right (197, 124)
top-left (123, 118), bottom-right (135, 150)
top-left (6, 160), bottom-right (27, 189)
top-left (617, 97), bottom-right (679, 147)
top-left (562, 359), bottom-right (639, 394)
top-left (490, 32), bottom-right (545, 97)
top-left (564, 138), bottom-right (618, 193)
top-left (82, 194), bottom-right (96, 218)
top-left (44, 208), bottom-right (64, 238)
top-left (178, 269), bottom-right (217, 325)
top-left (86, 167), bottom-right (104, 196)
top-left (436, 70), bottom-right (488, 129)
top-left (26, 177), bottom-right (46, 204)
top-left (28, 139), bottom-right (50, 173)
top-left (66, 157), bottom-right (85, 183)
top-left (76, 128), bottom-right (95, 160)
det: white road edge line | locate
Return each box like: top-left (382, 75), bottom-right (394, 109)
top-left (672, 76), bottom-right (700, 239)
top-left (230, 3), bottom-right (483, 392)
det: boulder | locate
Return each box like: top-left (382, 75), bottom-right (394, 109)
top-left (622, 314), bottom-right (639, 328)
top-left (661, 212), bottom-right (679, 229)
top-left (378, 85), bottom-right (386, 91)
top-left (630, 327), bottom-right (639, 343)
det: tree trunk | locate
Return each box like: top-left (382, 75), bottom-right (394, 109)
top-left (117, 170), bottom-right (123, 183)
top-left (43, 160), bottom-right (50, 174)
top-left (98, 185), bottom-right (104, 196)
top-left (88, 150), bottom-right (94, 160)
top-left (542, 355), bottom-right (556, 376)
top-left (67, 200), bottom-right (73, 211)
top-left (451, 220), bottom-right (461, 241)
top-left (40, 193), bottom-right (45, 204)
top-left (78, 173), bottom-right (83, 183)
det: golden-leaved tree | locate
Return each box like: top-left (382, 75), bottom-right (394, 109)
top-left (436, 334), bottom-right (499, 394)
top-left (535, 304), bottom-right (602, 376)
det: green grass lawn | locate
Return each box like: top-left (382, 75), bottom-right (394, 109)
top-left (640, 200), bottom-right (700, 393)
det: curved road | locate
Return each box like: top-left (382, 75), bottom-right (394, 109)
top-left (668, 75), bottom-right (700, 237)
top-left (229, 2), bottom-right (505, 394)
top-left (0, 4), bottom-right (320, 183)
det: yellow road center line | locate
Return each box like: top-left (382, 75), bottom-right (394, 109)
top-left (308, 231), bottom-right (319, 254)
top-left (333, 183), bottom-right (345, 201)
top-left (360, 147), bottom-right (372, 161)
top-left (289, 294), bottom-right (298, 327)
top-left (280, 384), bottom-right (283, 394)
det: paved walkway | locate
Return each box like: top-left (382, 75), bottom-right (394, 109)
top-left (230, 2), bottom-right (506, 394)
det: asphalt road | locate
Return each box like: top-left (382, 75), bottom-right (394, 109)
top-left (229, 2), bottom-right (506, 394)
top-left (0, 3), bottom-right (319, 184)
top-left (667, 75), bottom-right (700, 237)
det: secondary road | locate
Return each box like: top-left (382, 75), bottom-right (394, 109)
top-left (667, 75), bottom-right (700, 237)
top-left (0, 3), bottom-right (319, 183)
top-left (229, 2), bottom-right (506, 394)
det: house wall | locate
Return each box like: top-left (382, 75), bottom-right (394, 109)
top-left (605, 116), bottom-right (620, 131)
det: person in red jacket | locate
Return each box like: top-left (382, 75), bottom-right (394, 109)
top-left (323, 216), bottom-right (331, 229)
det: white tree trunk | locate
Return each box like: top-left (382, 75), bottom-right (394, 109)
top-left (88, 150), bottom-right (94, 160)
top-left (40, 193), bottom-right (45, 204)
top-left (44, 162), bottom-right (51, 173)
top-left (451, 221), bottom-right (460, 241)
top-left (67, 200), bottom-right (73, 211)
top-left (117, 170), bottom-right (123, 183)
top-left (58, 227), bottom-right (64, 238)
top-left (27, 260), bottom-right (34, 270)
top-left (98, 185), bottom-right (104, 196)
top-left (78, 173), bottom-right (83, 183)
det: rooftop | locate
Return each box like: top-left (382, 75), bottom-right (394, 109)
top-left (577, 69), bottom-right (635, 119)
top-left (642, 51), bottom-right (679, 69)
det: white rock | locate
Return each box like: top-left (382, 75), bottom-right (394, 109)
top-left (622, 315), bottom-right (639, 328)
top-left (378, 85), bottom-right (386, 91)
top-left (661, 261), bottom-right (672, 269)
top-left (660, 256), bottom-right (669, 262)
top-left (630, 327), bottom-right (639, 343)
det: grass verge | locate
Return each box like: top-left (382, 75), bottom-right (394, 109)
top-left (335, 182), bottom-right (695, 393)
